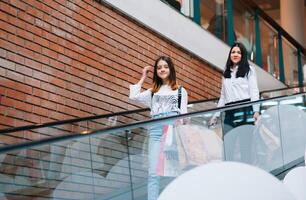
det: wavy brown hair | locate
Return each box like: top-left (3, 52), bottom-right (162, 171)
top-left (151, 56), bottom-right (178, 93)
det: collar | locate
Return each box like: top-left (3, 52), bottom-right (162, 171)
top-left (230, 65), bottom-right (238, 72)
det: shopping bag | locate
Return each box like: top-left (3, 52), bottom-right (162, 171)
top-left (254, 117), bottom-right (280, 151)
top-left (176, 124), bottom-right (223, 170)
top-left (157, 124), bottom-right (181, 177)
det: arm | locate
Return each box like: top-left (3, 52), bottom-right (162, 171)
top-left (180, 87), bottom-right (188, 114)
top-left (214, 79), bottom-right (226, 117)
top-left (129, 66), bottom-right (152, 108)
top-left (209, 79), bottom-right (225, 126)
top-left (248, 66), bottom-right (260, 121)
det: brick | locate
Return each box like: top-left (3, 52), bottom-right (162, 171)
top-left (40, 81), bottom-right (57, 93)
top-left (7, 33), bottom-right (25, 46)
top-left (0, 29), bottom-right (7, 41)
top-left (49, 76), bottom-right (66, 88)
top-left (25, 94), bottom-right (41, 106)
top-left (41, 99), bottom-right (56, 110)
top-left (33, 88), bottom-right (49, 99)
top-left (25, 40), bottom-right (42, 53)
top-left (42, 47), bottom-right (58, 60)
top-left (25, 76), bottom-right (40, 87)
top-left (0, 0), bottom-right (222, 130)
top-left (33, 53), bottom-right (49, 65)
top-left (33, 105), bottom-right (49, 117)
top-left (6, 70), bottom-right (25, 82)
top-left (6, 89), bottom-right (26, 101)
top-left (34, 18), bottom-right (51, 32)
top-left (33, 35), bottom-right (50, 48)
top-left (58, 54), bottom-right (72, 65)
top-left (15, 64), bottom-right (33, 76)
top-left (17, 10), bottom-right (35, 24)
top-left (33, 70), bottom-right (48, 81)
top-left (0, 57), bottom-right (15, 70)
top-left (0, 2), bottom-right (17, 16)
top-left (42, 30), bottom-right (58, 43)
top-left (6, 108), bottom-right (24, 119)
top-left (14, 100), bottom-right (32, 112)
top-left (49, 42), bottom-right (64, 54)
top-left (25, 58), bottom-right (42, 71)
top-left (15, 119), bottom-right (32, 127)
top-left (0, 20), bottom-right (17, 34)
top-left (0, 7), bottom-right (7, 19)
top-left (24, 112), bottom-right (41, 123)
top-left (0, 115), bottom-right (15, 127)
top-left (10, 0), bottom-right (27, 11)
top-left (26, 5), bottom-right (44, 19)
top-left (8, 15), bottom-right (26, 30)
top-left (16, 28), bottom-right (34, 41)
top-left (49, 110), bottom-right (69, 120)
top-left (7, 52), bottom-right (25, 65)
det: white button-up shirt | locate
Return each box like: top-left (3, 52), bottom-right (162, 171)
top-left (216, 66), bottom-right (260, 115)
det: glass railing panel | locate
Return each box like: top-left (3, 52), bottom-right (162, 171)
top-left (0, 131), bottom-right (133, 199)
top-left (254, 100), bottom-right (283, 172)
top-left (278, 94), bottom-right (306, 166)
top-left (260, 86), bottom-right (306, 99)
top-left (232, 0), bottom-right (256, 61)
top-left (219, 101), bottom-right (283, 172)
top-left (88, 110), bottom-right (151, 131)
top-left (259, 19), bottom-right (280, 79)
top-left (201, 0), bottom-right (227, 42)
top-left (0, 110), bottom-right (151, 148)
top-left (0, 108), bottom-right (225, 199)
top-left (126, 109), bottom-right (224, 200)
top-left (187, 99), bottom-right (218, 113)
top-left (282, 38), bottom-right (299, 86)
top-left (1, 93), bottom-right (306, 199)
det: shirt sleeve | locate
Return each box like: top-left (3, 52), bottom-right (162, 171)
top-left (129, 84), bottom-right (152, 108)
top-left (248, 66), bottom-right (260, 112)
top-left (213, 79), bottom-right (225, 118)
top-left (180, 87), bottom-right (188, 114)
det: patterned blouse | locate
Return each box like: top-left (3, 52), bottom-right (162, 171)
top-left (129, 84), bottom-right (188, 116)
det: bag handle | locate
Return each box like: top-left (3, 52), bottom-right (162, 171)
top-left (178, 86), bottom-right (182, 109)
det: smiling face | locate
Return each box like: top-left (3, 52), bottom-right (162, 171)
top-left (156, 59), bottom-right (170, 83)
top-left (230, 46), bottom-right (242, 65)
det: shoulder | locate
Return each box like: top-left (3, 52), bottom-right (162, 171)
top-left (248, 65), bottom-right (257, 76)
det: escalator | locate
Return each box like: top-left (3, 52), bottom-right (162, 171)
top-left (0, 89), bottom-right (305, 199)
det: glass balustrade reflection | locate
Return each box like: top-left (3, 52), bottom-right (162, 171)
top-left (201, 0), bottom-right (227, 42)
top-left (282, 38), bottom-right (299, 86)
top-left (260, 86), bottom-right (306, 99)
top-left (232, 0), bottom-right (256, 61)
top-left (278, 95), bottom-right (306, 166)
top-left (259, 20), bottom-right (280, 79)
top-left (0, 94), bottom-right (306, 199)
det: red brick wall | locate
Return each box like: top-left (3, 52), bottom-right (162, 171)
top-left (0, 0), bottom-right (221, 130)
top-left (0, 0), bottom-right (223, 198)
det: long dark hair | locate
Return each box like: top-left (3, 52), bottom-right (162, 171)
top-left (151, 56), bottom-right (178, 93)
top-left (223, 42), bottom-right (250, 78)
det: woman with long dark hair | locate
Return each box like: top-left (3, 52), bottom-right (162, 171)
top-left (129, 56), bottom-right (188, 200)
top-left (210, 42), bottom-right (260, 162)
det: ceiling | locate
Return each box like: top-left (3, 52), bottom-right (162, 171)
top-left (252, 0), bottom-right (306, 11)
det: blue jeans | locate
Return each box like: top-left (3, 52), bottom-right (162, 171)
top-left (148, 112), bottom-right (178, 200)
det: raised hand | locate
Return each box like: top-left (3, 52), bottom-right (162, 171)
top-left (142, 65), bottom-right (152, 79)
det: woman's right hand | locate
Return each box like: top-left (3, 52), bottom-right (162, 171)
top-left (142, 66), bottom-right (152, 79)
top-left (209, 116), bottom-right (218, 128)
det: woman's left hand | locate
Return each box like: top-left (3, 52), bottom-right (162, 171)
top-left (253, 112), bottom-right (260, 123)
